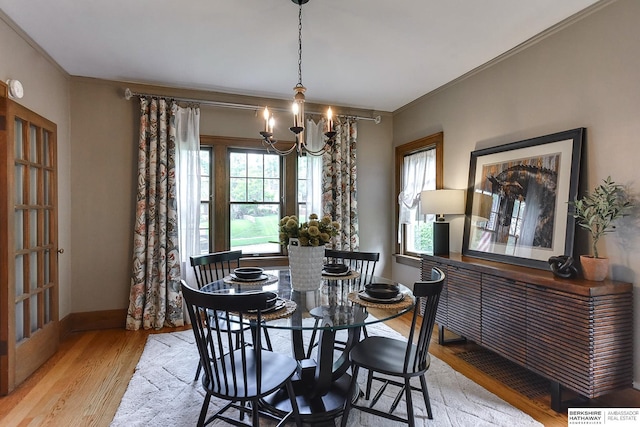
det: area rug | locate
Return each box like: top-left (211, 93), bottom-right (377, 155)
top-left (111, 322), bottom-right (542, 426)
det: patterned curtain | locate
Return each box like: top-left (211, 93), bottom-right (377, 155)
top-left (322, 118), bottom-right (359, 250)
top-left (126, 97), bottom-right (184, 330)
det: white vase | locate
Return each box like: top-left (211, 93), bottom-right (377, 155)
top-left (287, 240), bottom-right (325, 291)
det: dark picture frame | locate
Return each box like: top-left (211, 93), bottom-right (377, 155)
top-left (462, 128), bottom-right (584, 270)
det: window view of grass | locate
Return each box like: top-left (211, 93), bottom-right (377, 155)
top-left (230, 211), bottom-right (280, 248)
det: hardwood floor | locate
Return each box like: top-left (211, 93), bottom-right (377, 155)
top-left (1, 314), bottom-right (638, 426)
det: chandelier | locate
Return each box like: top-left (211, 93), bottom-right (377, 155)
top-left (259, 0), bottom-right (336, 156)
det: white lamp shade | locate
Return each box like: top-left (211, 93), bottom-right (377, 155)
top-left (420, 189), bottom-right (465, 215)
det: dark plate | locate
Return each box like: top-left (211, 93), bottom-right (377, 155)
top-left (323, 263), bottom-right (349, 274)
top-left (358, 290), bottom-right (405, 304)
top-left (322, 270), bottom-right (351, 277)
top-left (230, 273), bottom-right (268, 282)
top-left (247, 298), bottom-right (286, 314)
top-left (364, 283), bottom-right (400, 300)
top-left (233, 267), bottom-right (264, 280)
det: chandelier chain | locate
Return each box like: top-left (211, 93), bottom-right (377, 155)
top-left (297, 2), bottom-right (303, 86)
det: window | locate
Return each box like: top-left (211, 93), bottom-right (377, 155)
top-left (297, 156), bottom-right (309, 219)
top-left (395, 132), bottom-right (443, 257)
top-left (199, 136), bottom-right (302, 256)
top-left (228, 150), bottom-right (281, 254)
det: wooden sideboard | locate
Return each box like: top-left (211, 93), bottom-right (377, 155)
top-left (421, 253), bottom-right (633, 411)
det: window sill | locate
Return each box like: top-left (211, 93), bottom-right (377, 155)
top-left (393, 254), bottom-right (421, 269)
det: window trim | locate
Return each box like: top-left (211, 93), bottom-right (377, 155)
top-left (200, 135), bottom-right (298, 255)
top-left (394, 132), bottom-right (444, 256)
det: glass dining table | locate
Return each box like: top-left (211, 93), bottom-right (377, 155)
top-left (200, 268), bottom-right (415, 424)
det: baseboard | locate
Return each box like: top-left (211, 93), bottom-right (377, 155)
top-left (60, 309), bottom-right (127, 339)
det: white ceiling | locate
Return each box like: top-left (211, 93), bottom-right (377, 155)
top-left (0, 0), bottom-right (601, 112)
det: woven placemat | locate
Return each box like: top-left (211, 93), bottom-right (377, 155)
top-left (348, 291), bottom-right (414, 310)
top-left (322, 270), bottom-right (361, 280)
top-left (222, 273), bottom-right (279, 286)
top-left (237, 299), bottom-right (297, 321)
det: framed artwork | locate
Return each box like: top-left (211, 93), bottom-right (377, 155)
top-left (462, 128), bottom-right (584, 270)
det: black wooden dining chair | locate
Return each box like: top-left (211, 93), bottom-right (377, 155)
top-left (182, 281), bottom-right (302, 427)
top-left (324, 249), bottom-right (379, 287)
top-left (340, 267), bottom-right (445, 427)
top-left (189, 250), bottom-right (271, 381)
top-left (306, 249), bottom-right (381, 358)
top-left (191, 250), bottom-right (243, 287)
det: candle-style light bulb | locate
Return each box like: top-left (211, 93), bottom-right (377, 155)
top-left (263, 107), bottom-right (270, 132)
top-left (292, 103), bottom-right (299, 127)
top-left (327, 107), bottom-right (333, 132)
top-left (268, 116), bottom-right (275, 134)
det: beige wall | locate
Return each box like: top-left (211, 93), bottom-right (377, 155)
top-left (392, 0), bottom-right (640, 388)
top-left (0, 14), bottom-right (72, 317)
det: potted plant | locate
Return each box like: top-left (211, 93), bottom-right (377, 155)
top-left (279, 214), bottom-right (340, 290)
top-left (570, 176), bottom-right (633, 281)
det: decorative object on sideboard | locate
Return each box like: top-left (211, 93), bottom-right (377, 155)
top-left (569, 176), bottom-right (633, 281)
top-left (547, 255), bottom-right (578, 279)
top-left (420, 189), bottom-right (465, 256)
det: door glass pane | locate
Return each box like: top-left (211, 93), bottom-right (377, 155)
top-left (30, 252), bottom-right (38, 291)
top-left (15, 210), bottom-right (24, 251)
top-left (15, 255), bottom-right (24, 295)
top-left (15, 301), bottom-right (24, 341)
top-left (14, 118), bottom-right (24, 159)
top-left (44, 249), bottom-right (50, 284)
top-left (30, 125), bottom-right (38, 162)
top-left (29, 209), bottom-right (37, 248)
top-left (44, 170), bottom-right (50, 205)
top-left (44, 132), bottom-right (50, 167)
top-left (30, 167), bottom-right (38, 205)
top-left (44, 210), bottom-right (50, 245)
top-left (15, 164), bottom-right (24, 205)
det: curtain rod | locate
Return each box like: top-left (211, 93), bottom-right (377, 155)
top-left (123, 88), bottom-right (381, 124)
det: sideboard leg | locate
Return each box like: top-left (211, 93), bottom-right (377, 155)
top-left (550, 381), bottom-right (562, 412)
top-left (438, 325), bottom-right (467, 345)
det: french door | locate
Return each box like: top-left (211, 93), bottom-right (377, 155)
top-left (0, 91), bottom-right (59, 395)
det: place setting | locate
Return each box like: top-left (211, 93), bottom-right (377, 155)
top-left (348, 283), bottom-right (414, 309)
top-left (322, 262), bottom-right (361, 280)
top-left (222, 267), bottom-right (279, 286)
top-left (215, 289), bottom-right (297, 321)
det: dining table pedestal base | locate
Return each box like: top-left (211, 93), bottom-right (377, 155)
top-left (262, 372), bottom-right (357, 425)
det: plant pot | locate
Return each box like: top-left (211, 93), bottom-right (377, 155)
top-left (580, 255), bottom-right (609, 281)
top-left (287, 241), bottom-right (325, 291)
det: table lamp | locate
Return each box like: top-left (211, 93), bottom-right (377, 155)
top-left (420, 189), bottom-right (465, 256)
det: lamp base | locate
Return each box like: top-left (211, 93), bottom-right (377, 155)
top-left (433, 221), bottom-right (450, 256)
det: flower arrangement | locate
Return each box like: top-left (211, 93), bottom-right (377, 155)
top-left (279, 213), bottom-right (340, 247)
